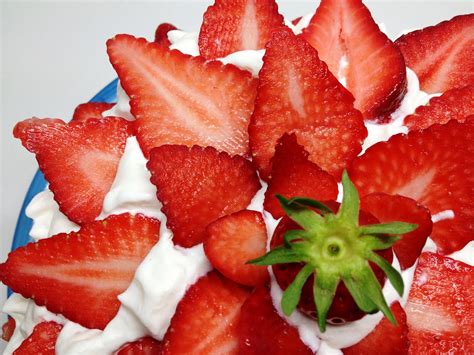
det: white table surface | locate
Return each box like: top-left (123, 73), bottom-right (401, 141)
top-left (1, 0), bottom-right (472, 352)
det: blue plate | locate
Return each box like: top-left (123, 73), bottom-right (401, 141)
top-left (8, 79), bottom-right (119, 296)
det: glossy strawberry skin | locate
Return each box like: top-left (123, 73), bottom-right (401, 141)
top-left (117, 337), bottom-right (162, 355)
top-left (72, 102), bottom-right (115, 122)
top-left (13, 322), bottom-right (62, 355)
top-left (1, 317), bottom-right (15, 342)
top-left (154, 23), bottom-right (177, 46)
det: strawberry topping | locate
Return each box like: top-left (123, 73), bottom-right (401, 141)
top-left (162, 272), bottom-right (249, 354)
top-left (198, 0), bottom-right (285, 59)
top-left (405, 252), bottom-right (474, 354)
top-left (350, 120), bottom-right (474, 254)
top-left (1, 318), bottom-right (15, 342)
top-left (249, 29), bottom-right (366, 180)
top-left (0, 213), bottom-right (160, 330)
top-left (147, 145), bottom-right (260, 248)
top-left (72, 102), bottom-right (115, 122)
top-left (303, 0), bottom-right (407, 120)
top-left (264, 133), bottom-right (339, 219)
top-left (13, 322), bottom-right (62, 355)
top-left (154, 23), bottom-right (177, 46)
top-left (117, 337), bottom-right (162, 355)
top-left (107, 34), bottom-right (257, 157)
top-left (395, 14), bottom-right (474, 94)
top-left (13, 117), bottom-right (133, 224)
top-left (204, 210), bottom-right (269, 287)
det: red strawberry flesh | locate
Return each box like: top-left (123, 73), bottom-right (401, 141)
top-left (154, 23), bottom-right (177, 46)
top-left (13, 322), bottom-right (62, 355)
top-left (117, 337), bottom-right (162, 355)
top-left (72, 102), bottom-right (115, 122)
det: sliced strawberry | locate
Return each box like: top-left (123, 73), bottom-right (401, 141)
top-left (264, 133), bottom-right (338, 218)
top-left (147, 145), bottom-right (260, 248)
top-left (302, 0), bottom-right (407, 120)
top-left (154, 23), bottom-right (177, 46)
top-left (249, 29), bottom-right (366, 180)
top-left (342, 302), bottom-right (409, 355)
top-left (198, 0), bottom-right (285, 59)
top-left (72, 102), bottom-right (115, 122)
top-left (405, 252), bottom-right (474, 354)
top-left (404, 85), bottom-right (474, 131)
top-left (117, 337), bottom-right (162, 355)
top-left (162, 272), bottom-right (249, 354)
top-left (204, 210), bottom-right (268, 287)
top-left (291, 16), bottom-right (302, 26)
top-left (395, 14), bottom-right (474, 94)
top-left (349, 120), bottom-right (474, 255)
top-left (361, 193), bottom-right (432, 270)
top-left (13, 117), bottom-right (132, 224)
top-left (13, 322), bottom-right (62, 355)
top-left (0, 213), bottom-right (160, 330)
top-left (107, 34), bottom-right (257, 158)
top-left (237, 286), bottom-right (312, 355)
top-left (2, 317), bottom-right (15, 342)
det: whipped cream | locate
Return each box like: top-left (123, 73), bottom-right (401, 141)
top-left (102, 83), bottom-right (134, 121)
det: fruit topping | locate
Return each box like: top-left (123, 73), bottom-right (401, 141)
top-left (13, 322), bottom-right (62, 355)
top-left (1, 318), bottom-right (15, 342)
top-left (72, 102), bottom-right (115, 122)
top-left (154, 23), bottom-right (178, 46)
top-left (117, 337), bottom-right (162, 355)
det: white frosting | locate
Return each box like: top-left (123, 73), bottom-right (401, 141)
top-left (431, 209), bottom-right (455, 224)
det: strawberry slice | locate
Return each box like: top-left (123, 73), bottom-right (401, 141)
top-left (360, 193), bottom-right (432, 270)
top-left (404, 85), bottom-right (474, 131)
top-left (204, 210), bottom-right (268, 287)
top-left (13, 322), bottom-right (62, 355)
top-left (249, 29), bottom-right (366, 180)
top-left (264, 133), bottom-right (338, 218)
top-left (147, 145), bottom-right (260, 248)
top-left (154, 23), bottom-right (177, 46)
top-left (72, 102), bottom-right (115, 122)
top-left (405, 252), bottom-right (474, 354)
top-left (107, 34), bottom-right (257, 158)
top-left (302, 0), bottom-right (407, 120)
top-left (1, 317), bottom-right (15, 342)
top-left (13, 117), bottom-right (133, 224)
top-left (117, 337), bottom-right (162, 355)
top-left (395, 14), bottom-right (474, 94)
top-left (162, 272), bottom-right (249, 354)
top-left (349, 120), bottom-right (474, 255)
top-left (198, 0), bottom-right (285, 59)
top-left (0, 213), bottom-right (160, 330)
top-left (237, 286), bottom-right (312, 355)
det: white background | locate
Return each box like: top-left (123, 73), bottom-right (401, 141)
top-left (1, 0), bottom-right (472, 351)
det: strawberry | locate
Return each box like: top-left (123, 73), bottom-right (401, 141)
top-left (198, 0), bottom-right (285, 59)
top-left (405, 252), bottom-right (474, 354)
top-left (349, 120), bottom-right (474, 254)
top-left (264, 133), bottom-right (338, 219)
top-left (237, 286), bottom-right (312, 355)
top-left (342, 302), bottom-right (409, 355)
top-left (107, 34), bottom-right (257, 158)
top-left (0, 213), bottom-right (160, 330)
top-left (249, 29), bottom-right (366, 180)
top-left (13, 322), bottom-right (62, 355)
top-left (13, 117), bottom-right (133, 224)
top-left (154, 23), bottom-right (177, 46)
top-left (162, 272), bottom-right (249, 354)
top-left (302, 0), bottom-right (407, 120)
top-left (1, 317), bottom-right (15, 342)
top-left (395, 14), bottom-right (474, 94)
top-left (117, 337), bottom-right (162, 355)
top-left (204, 210), bottom-right (269, 287)
top-left (72, 102), bottom-right (115, 122)
top-left (147, 144), bottom-right (260, 248)
top-left (404, 85), bottom-right (474, 131)
top-left (291, 16), bottom-right (302, 26)
top-left (360, 193), bottom-right (432, 270)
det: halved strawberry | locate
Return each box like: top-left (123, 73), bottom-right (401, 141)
top-left (13, 322), bottom-right (62, 355)
top-left (349, 120), bottom-right (474, 255)
top-left (264, 133), bottom-right (338, 218)
top-left (154, 23), bottom-right (177, 46)
top-left (1, 317), bottom-right (15, 342)
top-left (0, 213), bottom-right (160, 330)
top-left (204, 210), bottom-right (268, 287)
top-left (147, 145), bottom-right (260, 248)
top-left (14, 117), bottom-right (133, 224)
top-left (404, 85), bottom-right (474, 131)
top-left (249, 29), bottom-right (366, 180)
top-left (361, 193), bottom-right (432, 270)
top-left (198, 0), bottom-right (285, 59)
top-left (117, 337), bottom-right (162, 355)
top-left (395, 14), bottom-right (474, 94)
top-left (237, 286), bottom-right (312, 355)
top-left (302, 0), bottom-right (407, 120)
top-left (162, 272), bottom-right (249, 354)
top-left (405, 252), bottom-right (474, 354)
top-left (342, 302), bottom-right (409, 355)
top-left (72, 102), bottom-right (115, 122)
top-left (107, 34), bottom-right (257, 158)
